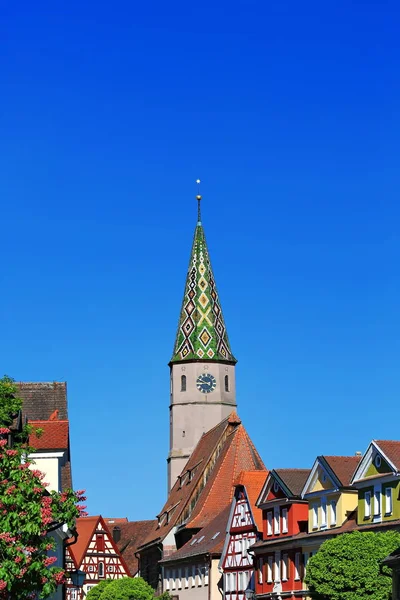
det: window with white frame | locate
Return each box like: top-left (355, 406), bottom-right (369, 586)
top-left (274, 506), bottom-right (280, 534)
top-left (267, 511), bottom-right (273, 536)
top-left (385, 488), bottom-right (393, 515)
top-left (282, 554), bottom-right (288, 581)
top-left (178, 568), bottom-right (182, 589)
top-left (70, 590), bottom-right (78, 600)
top-left (197, 565), bottom-right (202, 587)
top-left (240, 503), bottom-right (246, 520)
top-left (267, 556), bottom-right (273, 583)
top-left (303, 552), bottom-right (309, 577)
top-left (171, 570), bottom-right (176, 590)
top-left (204, 565), bottom-right (209, 586)
top-left (294, 552), bottom-right (301, 580)
top-left (191, 565), bottom-right (196, 587)
top-left (274, 552), bottom-right (281, 582)
top-left (330, 499), bottom-right (337, 526)
top-left (225, 573), bottom-right (230, 593)
top-left (88, 565), bottom-right (95, 572)
top-left (184, 567), bottom-right (189, 588)
top-left (281, 507), bottom-right (288, 533)
top-left (312, 504), bottom-right (318, 529)
top-left (365, 491), bottom-right (371, 518)
top-left (108, 565), bottom-right (115, 573)
top-left (374, 488), bottom-right (381, 516)
top-left (258, 558), bottom-right (263, 584)
top-left (98, 562), bottom-right (104, 578)
top-left (321, 497), bottom-right (327, 528)
top-left (230, 572), bottom-right (235, 592)
top-left (238, 571), bottom-right (244, 591)
top-left (164, 570), bottom-right (170, 591)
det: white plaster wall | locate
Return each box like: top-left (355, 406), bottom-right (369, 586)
top-left (29, 456), bottom-right (60, 492)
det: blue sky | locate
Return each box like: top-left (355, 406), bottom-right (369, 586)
top-left (1, 1), bottom-right (399, 519)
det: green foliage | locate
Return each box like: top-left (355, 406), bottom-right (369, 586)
top-left (0, 375), bottom-right (23, 427)
top-left (86, 579), bottom-right (113, 599)
top-left (305, 530), bottom-right (400, 600)
top-left (0, 375), bottom-right (86, 600)
top-left (89, 577), bottom-right (155, 600)
top-left (156, 592), bottom-right (172, 600)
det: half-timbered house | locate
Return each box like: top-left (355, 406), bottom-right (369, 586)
top-left (66, 516), bottom-right (130, 599)
top-left (219, 470), bottom-right (267, 600)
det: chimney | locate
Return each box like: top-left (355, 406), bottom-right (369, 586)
top-left (112, 526), bottom-right (121, 543)
top-left (355, 451), bottom-right (362, 456)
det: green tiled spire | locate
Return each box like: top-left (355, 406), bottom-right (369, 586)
top-left (171, 195), bottom-right (236, 364)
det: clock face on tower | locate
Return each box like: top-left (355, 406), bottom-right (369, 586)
top-left (196, 373), bottom-right (217, 394)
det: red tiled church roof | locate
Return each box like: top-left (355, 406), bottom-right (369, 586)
top-left (140, 412), bottom-right (265, 549)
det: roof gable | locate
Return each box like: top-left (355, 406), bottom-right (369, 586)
top-left (233, 471), bottom-right (267, 532)
top-left (303, 456), bottom-right (361, 496)
top-left (68, 516), bottom-right (100, 567)
top-left (352, 440), bottom-right (400, 484)
top-left (257, 469), bottom-right (309, 506)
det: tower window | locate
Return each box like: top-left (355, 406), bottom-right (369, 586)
top-left (224, 375), bottom-right (229, 392)
top-left (181, 375), bottom-right (187, 392)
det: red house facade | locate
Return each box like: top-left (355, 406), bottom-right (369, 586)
top-left (220, 471), bottom-right (267, 600)
top-left (252, 469), bottom-right (309, 600)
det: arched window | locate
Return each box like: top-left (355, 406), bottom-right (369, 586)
top-left (181, 375), bottom-right (187, 392)
top-left (224, 375), bottom-right (229, 392)
top-left (99, 562), bottom-right (104, 578)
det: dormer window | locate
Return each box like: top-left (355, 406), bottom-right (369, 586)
top-left (181, 375), bottom-right (187, 392)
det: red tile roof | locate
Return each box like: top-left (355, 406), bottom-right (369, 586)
top-left (140, 413), bottom-right (265, 549)
top-left (233, 470), bottom-right (268, 531)
top-left (375, 440), bottom-right (400, 470)
top-left (274, 469), bottom-right (310, 497)
top-left (160, 505), bottom-right (231, 563)
top-left (68, 516), bottom-right (100, 567)
top-left (323, 455), bottom-right (361, 486)
top-left (109, 520), bottom-right (158, 575)
top-left (29, 420), bottom-right (69, 450)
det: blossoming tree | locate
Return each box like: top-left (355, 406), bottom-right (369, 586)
top-left (0, 375), bottom-right (87, 599)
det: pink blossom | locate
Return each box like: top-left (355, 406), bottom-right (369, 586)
top-left (0, 581), bottom-right (6, 591)
top-left (0, 428), bottom-right (10, 434)
top-left (44, 556), bottom-right (57, 567)
top-left (0, 440), bottom-right (7, 448)
top-left (5, 449), bottom-right (18, 456)
top-left (54, 571), bottom-right (65, 584)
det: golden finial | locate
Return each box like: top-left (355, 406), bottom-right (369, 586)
top-left (196, 179), bottom-right (202, 223)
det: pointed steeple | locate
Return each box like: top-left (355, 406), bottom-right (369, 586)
top-left (171, 192), bottom-right (236, 364)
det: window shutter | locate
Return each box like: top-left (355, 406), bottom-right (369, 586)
top-left (267, 512), bottom-right (273, 536)
top-left (281, 508), bottom-right (288, 533)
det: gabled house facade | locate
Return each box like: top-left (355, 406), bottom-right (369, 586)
top-left (252, 469), bottom-right (309, 600)
top-left (219, 471), bottom-right (267, 600)
top-left (351, 440), bottom-right (400, 525)
top-left (301, 455), bottom-right (361, 537)
top-left (66, 516), bottom-right (130, 599)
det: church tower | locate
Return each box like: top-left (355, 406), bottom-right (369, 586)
top-left (167, 191), bottom-right (237, 491)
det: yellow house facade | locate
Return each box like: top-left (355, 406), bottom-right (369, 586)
top-left (301, 455), bottom-right (361, 532)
